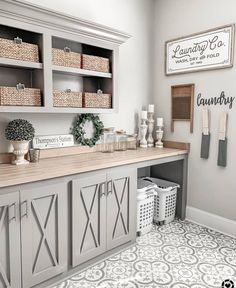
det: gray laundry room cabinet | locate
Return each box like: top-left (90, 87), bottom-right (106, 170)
top-left (72, 173), bottom-right (107, 267)
top-left (0, 192), bottom-right (21, 288)
top-left (20, 182), bottom-right (67, 288)
top-left (72, 168), bottom-right (136, 267)
top-left (0, 166), bottom-right (137, 288)
top-left (0, 0), bottom-right (130, 114)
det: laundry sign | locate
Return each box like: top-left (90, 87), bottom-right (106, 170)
top-left (32, 134), bottom-right (74, 149)
top-left (166, 24), bottom-right (235, 75)
top-left (197, 91), bottom-right (235, 109)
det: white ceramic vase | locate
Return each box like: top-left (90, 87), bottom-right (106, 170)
top-left (11, 140), bottom-right (30, 165)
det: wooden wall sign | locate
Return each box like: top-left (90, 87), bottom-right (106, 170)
top-left (32, 134), bottom-right (74, 149)
top-left (171, 84), bottom-right (195, 133)
top-left (166, 24), bottom-right (235, 75)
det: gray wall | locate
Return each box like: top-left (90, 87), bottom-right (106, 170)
top-left (0, 0), bottom-right (154, 152)
top-left (154, 0), bottom-right (236, 221)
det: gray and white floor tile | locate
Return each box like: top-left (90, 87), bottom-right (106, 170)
top-left (54, 220), bottom-right (236, 288)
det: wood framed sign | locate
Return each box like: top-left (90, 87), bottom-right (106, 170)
top-left (166, 24), bottom-right (235, 75)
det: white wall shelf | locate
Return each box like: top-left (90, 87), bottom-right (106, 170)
top-left (0, 106), bottom-right (47, 113)
top-left (0, 58), bottom-right (43, 70)
top-left (52, 65), bottom-right (112, 79)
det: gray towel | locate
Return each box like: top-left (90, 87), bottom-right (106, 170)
top-left (217, 138), bottom-right (227, 167)
top-left (200, 133), bottom-right (210, 159)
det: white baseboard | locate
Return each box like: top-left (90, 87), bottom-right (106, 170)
top-left (186, 206), bottom-right (236, 238)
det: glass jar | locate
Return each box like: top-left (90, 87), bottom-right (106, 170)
top-left (115, 130), bottom-right (128, 151)
top-left (127, 134), bottom-right (138, 150)
top-left (101, 128), bottom-right (115, 153)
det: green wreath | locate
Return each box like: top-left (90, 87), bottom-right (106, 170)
top-left (72, 114), bottom-right (104, 147)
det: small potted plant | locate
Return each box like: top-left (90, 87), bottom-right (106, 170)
top-left (5, 119), bottom-right (35, 165)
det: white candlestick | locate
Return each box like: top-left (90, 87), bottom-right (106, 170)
top-left (157, 117), bottom-right (163, 127)
top-left (140, 118), bottom-right (148, 148)
top-left (147, 112), bottom-right (154, 147)
top-left (141, 110), bottom-right (147, 119)
top-left (148, 104), bottom-right (154, 113)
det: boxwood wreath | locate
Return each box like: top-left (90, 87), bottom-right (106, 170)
top-left (72, 114), bottom-right (104, 147)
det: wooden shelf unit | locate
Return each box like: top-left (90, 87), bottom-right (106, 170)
top-left (0, 0), bottom-right (130, 113)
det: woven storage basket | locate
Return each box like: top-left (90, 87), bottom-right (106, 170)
top-left (84, 92), bottom-right (112, 108)
top-left (82, 54), bottom-right (110, 73)
top-left (52, 48), bottom-right (81, 68)
top-left (0, 86), bottom-right (41, 106)
top-left (0, 37), bottom-right (39, 62)
top-left (53, 90), bottom-right (82, 107)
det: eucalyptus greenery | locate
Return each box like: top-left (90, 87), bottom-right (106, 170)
top-left (5, 119), bottom-right (35, 141)
top-left (72, 114), bottom-right (104, 147)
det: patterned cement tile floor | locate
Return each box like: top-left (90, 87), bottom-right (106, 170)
top-left (54, 220), bottom-right (236, 288)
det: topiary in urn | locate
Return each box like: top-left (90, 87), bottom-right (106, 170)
top-left (5, 119), bottom-right (35, 165)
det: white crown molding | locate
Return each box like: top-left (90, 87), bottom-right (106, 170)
top-left (0, 0), bottom-right (131, 45)
top-left (186, 206), bottom-right (236, 238)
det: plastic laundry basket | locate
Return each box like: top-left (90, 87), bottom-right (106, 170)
top-left (137, 178), bottom-right (156, 236)
top-left (142, 177), bottom-right (180, 225)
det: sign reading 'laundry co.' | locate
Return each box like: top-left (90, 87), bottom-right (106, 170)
top-left (166, 24), bottom-right (235, 75)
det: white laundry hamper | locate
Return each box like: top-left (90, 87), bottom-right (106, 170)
top-left (136, 178), bottom-right (156, 236)
top-left (141, 177), bottom-right (180, 225)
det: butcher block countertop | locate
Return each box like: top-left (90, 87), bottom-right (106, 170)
top-left (0, 147), bottom-right (188, 188)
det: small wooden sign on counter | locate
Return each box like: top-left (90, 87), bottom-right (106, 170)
top-left (32, 134), bottom-right (74, 149)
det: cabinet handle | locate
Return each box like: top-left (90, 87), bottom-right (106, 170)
top-left (20, 201), bottom-right (29, 218)
top-left (99, 182), bottom-right (106, 198)
top-left (8, 202), bottom-right (17, 222)
top-left (107, 180), bottom-right (113, 196)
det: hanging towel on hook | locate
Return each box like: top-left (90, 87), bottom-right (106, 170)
top-left (200, 109), bottom-right (210, 159)
top-left (217, 112), bottom-right (228, 167)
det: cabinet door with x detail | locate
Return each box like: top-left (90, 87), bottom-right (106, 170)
top-left (20, 182), bottom-right (67, 288)
top-left (0, 192), bottom-right (21, 288)
top-left (72, 173), bottom-right (107, 267)
top-left (107, 168), bottom-right (136, 250)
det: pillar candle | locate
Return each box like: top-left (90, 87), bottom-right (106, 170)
top-left (148, 104), bottom-right (154, 113)
top-left (157, 117), bottom-right (163, 126)
top-left (141, 110), bottom-right (147, 119)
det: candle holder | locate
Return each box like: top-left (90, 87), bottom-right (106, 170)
top-left (140, 118), bottom-right (148, 148)
top-left (147, 112), bottom-right (154, 147)
top-left (155, 125), bottom-right (164, 148)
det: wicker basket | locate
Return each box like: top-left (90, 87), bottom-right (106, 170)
top-left (84, 92), bottom-right (112, 108)
top-left (82, 54), bottom-right (110, 73)
top-left (52, 48), bottom-right (81, 68)
top-left (0, 85), bottom-right (41, 106)
top-left (0, 37), bottom-right (39, 63)
top-left (53, 90), bottom-right (82, 108)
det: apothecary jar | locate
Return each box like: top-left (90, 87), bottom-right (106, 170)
top-left (101, 127), bottom-right (115, 153)
top-left (127, 134), bottom-right (138, 150)
top-left (115, 130), bottom-right (128, 151)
